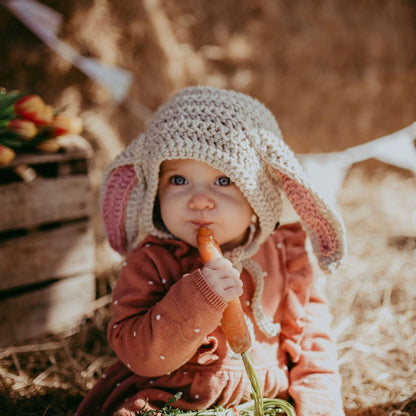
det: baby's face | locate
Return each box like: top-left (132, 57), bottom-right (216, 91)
top-left (158, 159), bottom-right (254, 250)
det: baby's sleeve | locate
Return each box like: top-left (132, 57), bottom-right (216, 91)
top-left (108, 246), bottom-right (227, 377)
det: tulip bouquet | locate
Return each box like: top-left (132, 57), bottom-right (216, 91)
top-left (0, 88), bottom-right (83, 165)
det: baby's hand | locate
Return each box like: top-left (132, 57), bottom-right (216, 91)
top-left (201, 258), bottom-right (243, 303)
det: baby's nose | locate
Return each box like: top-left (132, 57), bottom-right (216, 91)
top-left (189, 192), bottom-right (215, 210)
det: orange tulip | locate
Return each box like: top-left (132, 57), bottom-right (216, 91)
top-left (14, 94), bottom-right (53, 126)
top-left (51, 113), bottom-right (83, 136)
top-left (0, 144), bottom-right (16, 165)
top-left (7, 119), bottom-right (38, 140)
top-left (37, 137), bottom-right (61, 153)
top-left (32, 104), bottom-right (53, 126)
top-left (14, 94), bottom-right (44, 117)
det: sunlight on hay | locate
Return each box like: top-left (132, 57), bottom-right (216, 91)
top-left (325, 160), bottom-right (416, 411)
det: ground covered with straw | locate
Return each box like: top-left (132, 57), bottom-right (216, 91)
top-left (0, 160), bottom-right (415, 415)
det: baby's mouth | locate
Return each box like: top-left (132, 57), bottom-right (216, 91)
top-left (191, 221), bottom-right (213, 227)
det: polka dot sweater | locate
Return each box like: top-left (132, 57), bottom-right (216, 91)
top-left (76, 224), bottom-right (345, 416)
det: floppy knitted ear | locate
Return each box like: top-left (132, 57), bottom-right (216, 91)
top-left (275, 170), bottom-right (346, 272)
top-left (101, 165), bottom-right (138, 254)
top-left (251, 125), bottom-right (346, 271)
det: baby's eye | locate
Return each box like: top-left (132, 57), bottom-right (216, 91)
top-left (169, 175), bottom-right (188, 185)
top-left (215, 176), bottom-right (232, 186)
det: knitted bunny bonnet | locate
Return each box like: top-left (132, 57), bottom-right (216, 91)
top-left (101, 86), bottom-right (346, 273)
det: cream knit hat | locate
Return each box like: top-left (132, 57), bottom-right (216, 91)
top-left (101, 86), bottom-right (346, 273)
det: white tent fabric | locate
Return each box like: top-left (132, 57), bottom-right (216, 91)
top-left (297, 122), bottom-right (416, 205)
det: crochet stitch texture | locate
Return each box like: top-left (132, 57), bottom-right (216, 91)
top-left (101, 86), bottom-right (346, 272)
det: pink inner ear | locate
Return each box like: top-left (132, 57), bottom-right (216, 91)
top-left (277, 171), bottom-right (337, 257)
top-left (101, 165), bottom-right (138, 254)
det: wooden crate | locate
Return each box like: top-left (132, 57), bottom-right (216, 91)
top-left (0, 138), bottom-right (95, 346)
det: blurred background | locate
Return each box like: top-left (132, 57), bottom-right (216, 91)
top-left (0, 0), bottom-right (415, 415)
top-left (2, 0), bottom-right (416, 154)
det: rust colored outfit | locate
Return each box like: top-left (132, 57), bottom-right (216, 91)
top-left (76, 223), bottom-right (344, 416)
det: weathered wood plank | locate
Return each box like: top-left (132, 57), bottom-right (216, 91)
top-left (0, 273), bottom-right (95, 346)
top-left (0, 135), bottom-right (92, 170)
top-left (0, 221), bottom-right (94, 291)
top-left (0, 175), bottom-right (92, 232)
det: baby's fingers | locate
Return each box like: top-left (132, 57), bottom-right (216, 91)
top-left (201, 261), bottom-right (243, 303)
top-left (202, 259), bottom-right (240, 283)
top-left (217, 282), bottom-right (243, 303)
top-left (214, 275), bottom-right (243, 302)
top-left (204, 257), bottom-right (235, 271)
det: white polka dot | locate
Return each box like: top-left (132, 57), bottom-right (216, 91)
top-left (145, 243), bottom-right (151, 247)
top-left (194, 328), bottom-right (200, 333)
top-left (162, 278), bottom-right (167, 284)
top-left (133, 331), bottom-right (137, 337)
top-left (156, 314), bottom-right (161, 320)
top-left (113, 324), bottom-right (118, 329)
top-left (123, 262), bottom-right (127, 266)
top-left (194, 394), bottom-right (200, 399)
top-left (113, 300), bottom-right (119, 305)
top-left (148, 281), bottom-right (154, 285)
top-left (149, 380), bottom-right (154, 384)
top-left (263, 272), bottom-right (268, 277)
top-left (246, 300), bottom-right (251, 306)
top-left (183, 371), bottom-right (188, 375)
top-left (127, 363), bottom-right (131, 368)
top-left (160, 355), bottom-right (165, 360)
top-left (102, 374), bottom-right (107, 378)
top-left (116, 383), bottom-right (121, 387)
top-left (277, 243), bottom-right (283, 249)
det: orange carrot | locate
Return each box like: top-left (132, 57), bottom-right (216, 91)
top-left (197, 227), bottom-right (252, 354)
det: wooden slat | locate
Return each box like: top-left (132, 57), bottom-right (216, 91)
top-left (0, 175), bottom-right (92, 232)
top-left (0, 221), bottom-right (94, 291)
top-left (0, 135), bottom-right (92, 170)
top-left (0, 273), bottom-right (95, 346)
top-left (2, 150), bottom-right (89, 168)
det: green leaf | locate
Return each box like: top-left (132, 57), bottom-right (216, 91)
top-left (165, 392), bottom-right (183, 407)
top-left (0, 105), bottom-right (16, 120)
top-left (0, 136), bottom-right (28, 150)
top-left (135, 397), bottom-right (296, 416)
top-left (0, 90), bottom-right (24, 108)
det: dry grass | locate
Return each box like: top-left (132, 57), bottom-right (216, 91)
top-left (1, 0), bottom-right (416, 414)
top-left (0, 300), bottom-right (115, 415)
top-left (0, 161), bottom-right (415, 415)
top-left (328, 161), bottom-right (416, 415)
top-left (280, 159), bottom-right (416, 415)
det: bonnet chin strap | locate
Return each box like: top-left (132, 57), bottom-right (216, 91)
top-left (101, 164), bottom-right (138, 255)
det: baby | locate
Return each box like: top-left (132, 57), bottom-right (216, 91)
top-left (76, 86), bottom-right (346, 416)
